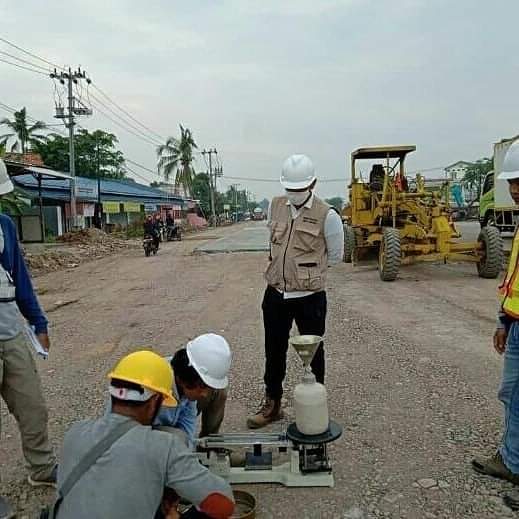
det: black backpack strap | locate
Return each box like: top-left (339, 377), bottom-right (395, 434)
top-left (50, 419), bottom-right (137, 518)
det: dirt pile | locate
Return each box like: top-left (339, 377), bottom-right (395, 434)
top-left (24, 229), bottom-right (140, 276)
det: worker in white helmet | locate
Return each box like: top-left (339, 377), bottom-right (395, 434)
top-left (247, 154), bottom-right (344, 429)
top-left (472, 139), bottom-right (519, 509)
top-left (0, 159), bottom-right (56, 519)
top-left (156, 333), bottom-right (232, 447)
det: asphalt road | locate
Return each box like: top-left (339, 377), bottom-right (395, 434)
top-left (195, 223), bottom-right (269, 253)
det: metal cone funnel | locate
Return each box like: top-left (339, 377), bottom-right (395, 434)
top-left (289, 335), bottom-right (322, 369)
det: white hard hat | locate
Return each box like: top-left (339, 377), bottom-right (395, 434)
top-left (0, 159), bottom-right (14, 195)
top-left (280, 154), bottom-right (316, 190)
top-left (499, 140), bottom-right (519, 180)
top-left (186, 333), bottom-right (232, 389)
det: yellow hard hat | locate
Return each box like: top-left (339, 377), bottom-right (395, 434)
top-left (108, 350), bottom-right (177, 407)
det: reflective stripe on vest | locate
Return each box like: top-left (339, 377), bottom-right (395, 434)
top-left (500, 228), bottom-right (519, 318)
top-left (0, 224), bottom-right (16, 303)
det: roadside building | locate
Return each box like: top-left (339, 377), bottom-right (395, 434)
top-left (3, 160), bottom-right (194, 241)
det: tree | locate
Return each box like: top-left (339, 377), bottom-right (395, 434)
top-left (325, 196), bottom-right (344, 211)
top-left (157, 125), bottom-right (197, 197)
top-left (0, 143), bottom-right (29, 214)
top-left (34, 129), bottom-right (126, 179)
top-left (463, 158), bottom-right (493, 201)
top-left (0, 107), bottom-right (48, 153)
top-left (0, 190), bottom-right (30, 215)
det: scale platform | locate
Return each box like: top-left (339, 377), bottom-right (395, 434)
top-left (287, 420), bottom-right (343, 444)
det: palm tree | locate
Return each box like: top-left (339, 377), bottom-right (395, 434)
top-left (0, 107), bottom-right (48, 154)
top-left (157, 125), bottom-right (198, 197)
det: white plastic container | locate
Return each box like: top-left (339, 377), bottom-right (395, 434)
top-left (294, 372), bottom-right (329, 435)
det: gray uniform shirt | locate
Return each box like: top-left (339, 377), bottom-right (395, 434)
top-left (0, 224), bottom-right (22, 340)
top-left (57, 413), bottom-right (233, 519)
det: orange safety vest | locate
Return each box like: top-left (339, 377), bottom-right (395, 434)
top-left (499, 228), bottom-right (519, 318)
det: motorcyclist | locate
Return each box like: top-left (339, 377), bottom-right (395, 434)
top-left (143, 215), bottom-right (160, 250)
top-left (166, 212), bottom-right (179, 240)
top-left (166, 212), bottom-right (175, 228)
top-left (154, 213), bottom-right (164, 240)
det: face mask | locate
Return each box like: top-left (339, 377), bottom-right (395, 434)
top-left (285, 190), bottom-right (310, 206)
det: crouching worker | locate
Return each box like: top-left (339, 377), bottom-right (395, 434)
top-left (156, 334), bottom-right (231, 448)
top-left (52, 351), bottom-right (234, 519)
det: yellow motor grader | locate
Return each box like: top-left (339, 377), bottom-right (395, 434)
top-left (342, 145), bottom-right (503, 281)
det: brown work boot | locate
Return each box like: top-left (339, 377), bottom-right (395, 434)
top-left (472, 451), bottom-right (519, 484)
top-left (246, 396), bottom-right (283, 429)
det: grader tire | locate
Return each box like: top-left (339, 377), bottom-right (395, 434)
top-left (343, 225), bottom-right (355, 263)
top-left (477, 226), bottom-right (503, 279)
top-left (379, 228), bottom-right (401, 281)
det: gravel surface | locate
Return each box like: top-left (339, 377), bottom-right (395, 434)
top-left (0, 223), bottom-right (515, 518)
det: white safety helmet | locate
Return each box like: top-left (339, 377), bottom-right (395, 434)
top-left (280, 154), bottom-right (316, 190)
top-left (0, 159), bottom-right (14, 195)
top-left (186, 333), bottom-right (232, 389)
top-left (499, 140), bottom-right (519, 181)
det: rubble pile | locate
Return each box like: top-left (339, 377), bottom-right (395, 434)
top-left (24, 229), bottom-right (140, 276)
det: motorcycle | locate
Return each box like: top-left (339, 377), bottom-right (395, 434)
top-left (143, 234), bottom-right (158, 257)
top-left (166, 224), bottom-right (182, 241)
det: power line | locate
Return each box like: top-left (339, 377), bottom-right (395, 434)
top-left (91, 84), bottom-right (165, 142)
top-left (89, 91), bottom-right (162, 146)
top-left (0, 100), bottom-right (67, 136)
top-left (89, 98), bottom-right (160, 147)
top-left (0, 36), bottom-right (64, 71)
top-left (0, 56), bottom-right (49, 76)
top-left (124, 163), bottom-right (157, 184)
top-left (0, 50), bottom-right (50, 72)
top-left (125, 158), bottom-right (159, 177)
top-left (1, 36), bottom-right (165, 148)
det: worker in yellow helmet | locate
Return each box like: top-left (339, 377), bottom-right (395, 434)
top-left (472, 140), bottom-right (519, 510)
top-left (51, 350), bottom-right (234, 519)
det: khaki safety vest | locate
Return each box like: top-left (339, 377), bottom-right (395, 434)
top-left (265, 195), bottom-right (329, 292)
top-left (500, 228), bottom-right (519, 318)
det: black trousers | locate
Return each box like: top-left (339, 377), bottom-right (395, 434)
top-left (262, 285), bottom-right (327, 399)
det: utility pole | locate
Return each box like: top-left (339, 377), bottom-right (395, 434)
top-left (51, 67), bottom-right (92, 229)
top-left (95, 135), bottom-right (102, 228)
top-left (202, 148), bottom-right (219, 226)
top-left (231, 183), bottom-right (240, 223)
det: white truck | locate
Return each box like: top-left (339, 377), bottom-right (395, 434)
top-left (480, 136), bottom-right (519, 232)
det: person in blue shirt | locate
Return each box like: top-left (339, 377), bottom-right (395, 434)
top-left (0, 160), bottom-right (57, 519)
top-left (156, 334), bottom-right (232, 449)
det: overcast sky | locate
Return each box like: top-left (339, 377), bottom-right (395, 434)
top-left (1, 0), bottom-right (518, 201)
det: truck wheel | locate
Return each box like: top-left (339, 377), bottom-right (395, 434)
top-left (378, 228), bottom-right (401, 281)
top-left (477, 226), bottom-right (503, 279)
top-left (343, 225), bottom-right (355, 263)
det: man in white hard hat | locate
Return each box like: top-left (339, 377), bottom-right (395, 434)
top-left (0, 160), bottom-right (56, 519)
top-left (247, 154), bottom-right (344, 429)
top-left (156, 333), bottom-right (232, 447)
top-left (472, 139), bottom-right (519, 508)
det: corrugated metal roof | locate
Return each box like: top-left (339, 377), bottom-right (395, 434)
top-left (12, 174), bottom-right (186, 206)
top-left (25, 166), bottom-right (73, 180)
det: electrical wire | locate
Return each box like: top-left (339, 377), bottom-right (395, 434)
top-left (0, 50), bottom-right (50, 72)
top-left (0, 100), bottom-right (67, 136)
top-left (124, 163), bottom-right (157, 184)
top-left (125, 158), bottom-right (159, 176)
top-left (0, 36), bottom-right (64, 71)
top-left (89, 99), bottom-right (160, 147)
top-left (91, 84), bottom-right (165, 142)
top-left (89, 91), bottom-right (162, 146)
top-left (0, 37), bottom-right (165, 149)
top-left (0, 56), bottom-right (49, 76)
